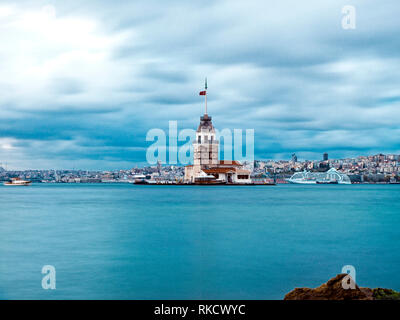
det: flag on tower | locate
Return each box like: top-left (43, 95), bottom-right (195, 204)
top-left (200, 78), bottom-right (207, 95)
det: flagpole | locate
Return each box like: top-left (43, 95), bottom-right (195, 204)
top-left (205, 77), bottom-right (208, 115)
top-left (205, 92), bottom-right (207, 115)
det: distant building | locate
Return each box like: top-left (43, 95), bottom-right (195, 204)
top-left (157, 160), bottom-right (162, 174)
top-left (291, 153), bottom-right (297, 163)
top-left (323, 152), bottom-right (328, 161)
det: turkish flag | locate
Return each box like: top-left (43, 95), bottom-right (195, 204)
top-left (199, 91), bottom-right (206, 95)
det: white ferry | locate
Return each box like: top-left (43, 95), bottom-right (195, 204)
top-left (4, 178), bottom-right (32, 186)
top-left (286, 168), bottom-right (351, 185)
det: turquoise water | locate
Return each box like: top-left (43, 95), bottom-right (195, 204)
top-left (0, 183), bottom-right (399, 299)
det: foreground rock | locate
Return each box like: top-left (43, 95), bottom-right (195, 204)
top-left (284, 274), bottom-right (400, 300)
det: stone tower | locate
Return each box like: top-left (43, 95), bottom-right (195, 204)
top-left (193, 114), bottom-right (219, 167)
top-left (184, 78), bottom-right (222, 183)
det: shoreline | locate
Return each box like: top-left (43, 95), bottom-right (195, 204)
top-left (285, 274), bottom-right (400, 300)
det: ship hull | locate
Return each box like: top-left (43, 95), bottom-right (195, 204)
top-left (316, 181), bottom-right (338, 184)
top-left (287, 179), bottom-right (350, 185)
top-left (286, 179), bottom-right (316, 184)
top-left (4, 182), bottom-right (32, 186)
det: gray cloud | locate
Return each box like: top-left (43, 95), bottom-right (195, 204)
top-left (0, 0), bottom-right (400, 169)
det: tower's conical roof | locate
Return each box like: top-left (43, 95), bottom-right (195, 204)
top-left (197, 114), bottom-right (214, 132)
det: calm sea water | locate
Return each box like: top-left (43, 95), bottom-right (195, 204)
top-left (0, 183), bottom-right (399, 299)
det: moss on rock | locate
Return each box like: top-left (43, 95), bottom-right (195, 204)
top-left (373, 288), bottom-right (400, 300)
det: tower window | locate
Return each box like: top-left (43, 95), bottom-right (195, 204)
top-left (198, 135), bottom-right (201, 143)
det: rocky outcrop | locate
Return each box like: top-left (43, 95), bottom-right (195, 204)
top-left (284, 274), bottom-right (399, 300)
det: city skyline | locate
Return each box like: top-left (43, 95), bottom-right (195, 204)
top-left (1, 1), bottom-right (400, 170)
top-left (1, 151), bottom-right (399, 185)
top-left (1, 151), bottom-right (399, 172)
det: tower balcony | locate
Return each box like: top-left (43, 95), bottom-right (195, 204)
top-left (193, 141), bottom-right (219, 146)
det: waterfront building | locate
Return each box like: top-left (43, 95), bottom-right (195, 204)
top-left (184, 80), bottom-right (251, 184)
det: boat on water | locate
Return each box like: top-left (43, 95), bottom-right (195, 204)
top-left (4, 178), bottom-right (32, 186)
top-left (194, 171), bottom-right (226, 185)
top-left (132, 174), bottom-right (159, 184)
top-left (286, 168), bottom-right (351, 185)
top-left (132, 175), bottom-right (174, 185)
top-left (132, 174), bottom-right (147, 184)
top-left (194, 179), bottom-right (226, 185)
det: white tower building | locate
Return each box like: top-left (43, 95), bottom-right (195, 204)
top-left (184, 79), bottom-right (251, 184)
top-left (193, 114), bottom-right (219, 167)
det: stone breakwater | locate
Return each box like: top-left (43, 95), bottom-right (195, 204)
top-left (284, 274), bottom-right (400, 300)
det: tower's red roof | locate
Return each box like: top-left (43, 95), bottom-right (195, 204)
top-left (203, 168), bottom-right (236, 174)
top-left (219, 160), bottom-right (242, 166)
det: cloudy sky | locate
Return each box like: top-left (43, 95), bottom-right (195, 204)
top-left (0, 0), bottom-right (399, 170)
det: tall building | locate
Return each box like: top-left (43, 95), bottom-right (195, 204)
top-left (184, 80), bottom-right (251, 184)
top-left (291, 153), bottom-right (297, 163)
top-left (193, 114), bottom-right (219, 167)
top-left (184, 113), bottom-right (219, 181)
top-left (157, 160), bottom-right (162, 173)
top-left (323, 152), bottom-right (328, 161)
